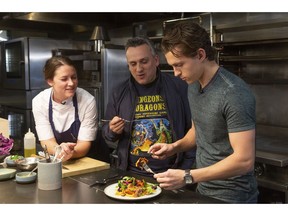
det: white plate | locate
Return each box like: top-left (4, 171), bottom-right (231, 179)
top-left (104, 182), bottom-right (161, 201)
top-left (0, 168), bottom-right (16, 180)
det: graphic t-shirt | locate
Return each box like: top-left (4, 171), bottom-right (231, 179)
top-left (128, 84), bottom-right (176, 175)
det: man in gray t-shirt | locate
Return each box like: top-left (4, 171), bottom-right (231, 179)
top-left (149, 21), bottom-right (258, 203)
top-left (188, 67), bottom-right (258, 202)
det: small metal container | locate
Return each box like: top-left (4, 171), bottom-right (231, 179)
top-left (16, 157), bottom-right (39, 171)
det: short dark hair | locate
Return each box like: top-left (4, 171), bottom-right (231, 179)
top-left (125, 37), bottom-right (157, 56)
top-left (161, 21), bottom-right (215, 60)
top-left (43, 56), bottom-right (76, 80)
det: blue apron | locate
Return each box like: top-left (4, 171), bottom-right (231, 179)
top-left (49, 93), bottom-right (81, 144)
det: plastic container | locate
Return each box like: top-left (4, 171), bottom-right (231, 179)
top-left (24, 128), bottom-right (36, 157)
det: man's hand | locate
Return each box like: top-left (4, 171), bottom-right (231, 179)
top-left (148, 143), bottom-right (175, 160)
top-left (109, 116), bottom-right (125, 134)
top-left (154, 169), bottom-right (186, 190)
top-left (59, 142), bottom-right (77, 161)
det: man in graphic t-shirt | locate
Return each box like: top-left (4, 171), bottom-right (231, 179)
top-left (102, 37), bottom-right (195, 176)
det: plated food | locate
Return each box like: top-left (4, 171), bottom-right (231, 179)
top-left (135, 157), bottom-right (155, 174)
top-left (135, 157), bottom-right (148, 170)
top-left (104, 176), bottom-right (161, 201)
top-left (116, 176), bottom-right (157, 197)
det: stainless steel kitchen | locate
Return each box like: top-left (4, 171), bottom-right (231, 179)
top-left (0, 10), bottom-right (288, 211)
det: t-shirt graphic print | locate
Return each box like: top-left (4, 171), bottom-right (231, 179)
top-left (128, 94), bottom-right (176, 174)
top-left (130, 94), bottom-right (172, 155)
top-left (130, 118), bottom-right (172, 155)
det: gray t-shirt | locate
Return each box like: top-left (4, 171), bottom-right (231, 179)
top-left (188, 67), bottom-right (258, 203)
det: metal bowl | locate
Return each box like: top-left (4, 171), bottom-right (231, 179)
top-left (16, 157), bottom-right (39, 171)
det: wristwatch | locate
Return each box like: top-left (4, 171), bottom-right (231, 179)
top-left (184, 169), bottom-right (193, 184)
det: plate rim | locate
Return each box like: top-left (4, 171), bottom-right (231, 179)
top-left (0, 168), bottom-right (17, 180)
top-left (104, 182), bottom-right (162, 201)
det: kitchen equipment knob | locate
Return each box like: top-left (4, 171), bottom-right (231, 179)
top-left (254, 163), bottom-right (265, 176)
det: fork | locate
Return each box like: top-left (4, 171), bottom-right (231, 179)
top-left (101, 119), bottom-right (136, 123)
top-left (141, 163), bottom-right (179, 194)
top-left (142, 163), bottom-right (156, 174)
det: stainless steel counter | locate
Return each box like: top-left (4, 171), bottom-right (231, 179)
top-left (255, 135), bottom-right (288, 203)
top-left (256, 136), bottom-right (288, 164)
top-left (0, 168), bottom-right (224, 204)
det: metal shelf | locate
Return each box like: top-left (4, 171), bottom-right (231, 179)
top-left (219, 55), bottom-right (288, 62)
top-left (215, 18), bottom-right (288, 33)
top-left (215, 38), bottom-right (288, 47)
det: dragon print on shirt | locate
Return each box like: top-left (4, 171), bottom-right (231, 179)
top-left (130, 94), bottom-right (172, 156)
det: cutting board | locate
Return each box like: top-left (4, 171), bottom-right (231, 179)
top-left (0, 118), bottom-right (9, 138)
top-left (62, 157), bottom-right (110, 178)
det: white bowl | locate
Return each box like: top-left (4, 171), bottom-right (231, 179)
top-left (16, 171), bottom-right (37, 184)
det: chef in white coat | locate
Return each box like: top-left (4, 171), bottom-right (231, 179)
top-left (32, 56), bottom-right (97, 161)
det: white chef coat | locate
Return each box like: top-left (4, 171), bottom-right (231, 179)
top-left (32, 87), bottom-right (97, 142)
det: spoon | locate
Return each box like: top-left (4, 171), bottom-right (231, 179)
top-left (53, 146), bottom-right (62, 163)
top-left (28, 166), bottom-right (38, 176)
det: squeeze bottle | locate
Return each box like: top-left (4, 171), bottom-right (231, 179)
top-left (24, 128), bottom-right (36, 157)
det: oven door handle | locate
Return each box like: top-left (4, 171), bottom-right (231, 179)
top-left (19, 60), bottom-right (25, 71)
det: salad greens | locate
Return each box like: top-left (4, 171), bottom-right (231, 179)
top-left (116, 176), bottom-right (158, 197)
top-left (9, 155), bottom-right (22, 160)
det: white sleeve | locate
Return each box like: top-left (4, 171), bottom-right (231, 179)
top-left (77, 89), bottom-right (98, 141)
top-left (32, 90), bottom-right (55, 141)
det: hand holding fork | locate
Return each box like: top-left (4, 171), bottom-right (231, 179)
top-left (101, 118), bottom-right (136, 123)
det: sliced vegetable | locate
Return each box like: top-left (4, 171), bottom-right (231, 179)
top-left (0, 133), bottom-right (14, 155)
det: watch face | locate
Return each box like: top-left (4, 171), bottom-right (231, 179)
top-left (184, 170), bottom-right (193, 184)
top-left (185, 175), bottom-right (193, 184)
